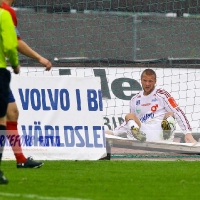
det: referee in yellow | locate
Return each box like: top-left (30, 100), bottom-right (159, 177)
top-left (0, 0), bottom-right (20, 184)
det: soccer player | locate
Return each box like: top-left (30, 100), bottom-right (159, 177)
top-left (0, 0), bottom-right (20, 183)
top-left (106, 68), bottom-right (197, 143)
top-left (1, 0), bottom-right (52, 168)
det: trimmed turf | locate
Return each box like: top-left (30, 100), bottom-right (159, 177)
top-left (0, 160), bottom-right (200, 200)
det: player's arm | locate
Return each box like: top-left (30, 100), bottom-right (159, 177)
top-left (1, 9), bottom-right (20, 73)
top-left (17, 40), bottom-right (52, 71)
top-left (165, 101), bottom-right (196, 142)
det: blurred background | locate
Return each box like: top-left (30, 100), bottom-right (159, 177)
top-left (13, 0), bottom-right (200, 65)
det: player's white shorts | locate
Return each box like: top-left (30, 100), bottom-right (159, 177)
top-left (113, 120), bottom-right (173, 142)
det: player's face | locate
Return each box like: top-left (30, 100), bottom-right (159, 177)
top-left (141, 73), bottom-right (156, 95)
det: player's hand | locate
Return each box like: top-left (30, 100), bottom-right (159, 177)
top-left (105, 130), bottom-right (114, 135)
top-left (184, 133), bottom-right (197, 143)
top-left (38, 57), bottom-right (52, 71)
top-left (12, 65), bottom-right (20, 74)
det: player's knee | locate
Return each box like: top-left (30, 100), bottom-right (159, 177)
top-left (0, 117), bottom-right (7, 126)
top-left (164, 112), bottom-right (174, 119)
top-left (125, 113), bottom-right (137, 121)
top-left (6, 103), bottom-right (19, 121)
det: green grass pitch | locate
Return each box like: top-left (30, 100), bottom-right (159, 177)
top-left (0, 160), bottom-right (200, 200)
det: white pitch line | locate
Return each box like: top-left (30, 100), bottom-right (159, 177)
top-left (0, 192), bottom-right (90, 200)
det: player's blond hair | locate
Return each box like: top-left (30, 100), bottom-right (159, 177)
top-left (141, 68), bottom-right (156, 80)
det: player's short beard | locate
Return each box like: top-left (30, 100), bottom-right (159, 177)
top-left (149, 86), bottom-right (155, 93)
top-left (144, 85), bottom-right (155, 95)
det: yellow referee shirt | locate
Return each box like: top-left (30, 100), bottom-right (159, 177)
top-left (0, 8), bottom-right (19, 68)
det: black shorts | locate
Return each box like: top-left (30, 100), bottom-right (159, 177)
top-left (9, 89), bottom-right (15, 103)
top-left (0, 68), bottom-right (11, 118)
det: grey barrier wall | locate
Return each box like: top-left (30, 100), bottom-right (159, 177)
top-left (14, 0), bottom-right (200, 16)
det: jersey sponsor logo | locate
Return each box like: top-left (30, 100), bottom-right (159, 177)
top-left (136, 100), bottom-right (140, 105)
top-left (151, 98), bottom-right (157, 102)
top-left (141, 103), bottom-right (151, 106)
top-left (168, 97), bottom-right (178, 108)
top-left (151, 104), bottom-right (158, 112)
top-left (136, 108), bottom-right (140, 113)
top-left (140, 113), bottom-right (154, 123)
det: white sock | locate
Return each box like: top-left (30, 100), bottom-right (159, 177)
top-left (166, 116), bottom-right (176, 132)
top-left (127, 120), bottom-right (139, 130)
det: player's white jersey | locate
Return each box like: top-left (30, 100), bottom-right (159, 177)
top-left (130, 87), bottom-right (192, 134)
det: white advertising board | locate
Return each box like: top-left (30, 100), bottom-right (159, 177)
top-left (3, 76), bottom-right (106, 160)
